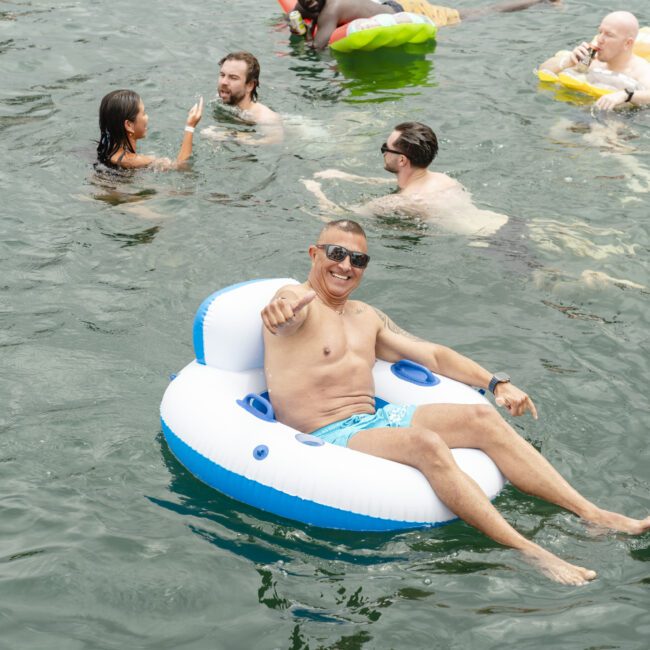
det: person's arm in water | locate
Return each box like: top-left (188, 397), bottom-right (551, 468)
top-left (310, 7), bottom-right (339, 50)
top-left (314, 169), bottom-right (394, 184)
top-left (203, 112), bottom-right (284, 146)
top-left (301, 179), bottom-right (347, 214)
top-left (301, 170), bottom-right (395, 217)
top-left (119, 98), bottom-right (204, 170)
top-left (373, 307), bottom-right (538, 418)
top-left (595, 68), bottom-right (650, 110)
top-left (261, 288), bottom-right (316, 336)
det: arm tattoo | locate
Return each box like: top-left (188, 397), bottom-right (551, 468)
top-left (373, 307), bottom-right (425, 342)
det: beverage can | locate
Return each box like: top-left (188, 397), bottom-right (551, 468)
top-left (289, 10), bottom-right (307, 36)
top-left (575, 46), bottom-right (597, 73)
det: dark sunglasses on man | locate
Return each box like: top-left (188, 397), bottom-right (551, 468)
top-left (315, 244), bottom-right (370, 269)
top-left (381, 142), bottom-right (407, 157)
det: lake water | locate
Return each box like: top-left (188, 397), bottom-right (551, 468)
top-left (1, 0), bottom-right (649, 648)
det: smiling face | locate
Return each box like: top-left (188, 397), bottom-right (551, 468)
top-left (308, 228), bottom-right (368, 303)
top-left (126, 101), bottom-right (148, 141)
top-left (218, 59), bottom-right (254, 106)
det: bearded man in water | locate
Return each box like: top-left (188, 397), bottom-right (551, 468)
top-left (201, 51), bottom-right (283, 144)
top-left (261, 218), bottom-right (650, 585)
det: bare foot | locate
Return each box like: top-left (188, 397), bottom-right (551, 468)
top-left (583, 510), bottom-right (650, 535)
top-left (523, 546), bottom-right (596, 586)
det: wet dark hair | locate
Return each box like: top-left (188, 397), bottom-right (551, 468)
top-left (393, 122), bottom-right (439, 168)
top-left (219, 51), bottom-right (261, 102)
top-left (298, 0), bottom-right (326, 14)
top-left (320, 219), bottom-right (366, 239)
top-left (97, 89), bottom-right (141, 165)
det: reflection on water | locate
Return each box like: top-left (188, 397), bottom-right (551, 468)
top-left (93, 185), bottom-right (158, 207)
top-left (529, 217), bottom-right (638, 260)
top-left (154, 429), bottom-right (528, 650)
top-left (0, 92), bottom-right (55, 131)
top-left (536, 80), bottom-right (594, 107)
top-left (333, 44), bottom-right (436, 102)
top-left (101, 225), bottom-right (161, 247)
top-left (540, 299), bottom-right (620, 323)
top-left (548, 115), bottom-right (650, 195)
top-left (89, 167), bottom-right (168, 220)
top-left (283, 45), bottom-right (437, 104)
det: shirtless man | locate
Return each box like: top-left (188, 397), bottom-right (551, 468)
top-left (539, 11), bottom-right (650, 110)
top-left (261, 219), bottom-right (650, 584)
top-left (293, 0), bottom-right (558, 50)
top-left (202, 51), bottom-right (283, 143)
top-left (304, 122), bottom-right (508, 237)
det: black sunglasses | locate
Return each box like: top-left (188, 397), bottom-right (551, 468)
top-left (316, 244), bottom-right (370, 269)
top-left (381, 142), bottom-right (407, 157)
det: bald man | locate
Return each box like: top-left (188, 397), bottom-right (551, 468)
top-left (540, 11), bottom-right (650, 110)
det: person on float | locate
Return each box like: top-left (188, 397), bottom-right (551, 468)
top-left (292, 0), bottom-right (560, 51)
top-left (539, 11), bottom-right (650, 110)
top-left (261, 218), bottom-right (650, 585)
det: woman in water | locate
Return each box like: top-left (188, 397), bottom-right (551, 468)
top-left (97, 89), bottom-right (203, 170)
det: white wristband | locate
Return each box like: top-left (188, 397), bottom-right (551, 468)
top-left (184, 125), bottom-right (195, 133)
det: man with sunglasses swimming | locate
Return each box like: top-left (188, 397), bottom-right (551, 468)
top-left (261, 218), bottom-right (650, 585)
top-left (303, 122), bottom-right (508, 238)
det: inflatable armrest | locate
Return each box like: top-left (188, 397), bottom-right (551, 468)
top-left (193, 278), bottom-right (299, 371)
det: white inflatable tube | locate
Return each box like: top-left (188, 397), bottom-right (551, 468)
top-left (160, 278), bottom-right (506, 531)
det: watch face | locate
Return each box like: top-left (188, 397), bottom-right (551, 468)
top-left (495, 372), bottom-right (510, 382)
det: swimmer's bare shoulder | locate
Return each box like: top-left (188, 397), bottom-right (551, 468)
top-left (437, 172), bottom-right (461, 187)
top-left (253, 102), bottom-right (282, 125)
top-left (426, 173), bottom-right (463, 193)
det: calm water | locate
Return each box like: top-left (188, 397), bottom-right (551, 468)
top-left (1, 0), bottom-right (649, 648)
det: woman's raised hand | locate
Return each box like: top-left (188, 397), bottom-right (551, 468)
top-left (186, 96), bottom-right (204, 128)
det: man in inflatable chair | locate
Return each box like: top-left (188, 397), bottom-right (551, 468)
top-left (261, 218), bottom-right (650, 585)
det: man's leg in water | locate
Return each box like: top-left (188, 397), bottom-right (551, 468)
top-left (409, 403), bottom-right (650, 535)
top-left (460, 0), bottom-right (558, 20)
top-left (348, 422), bottom-right (597, 585)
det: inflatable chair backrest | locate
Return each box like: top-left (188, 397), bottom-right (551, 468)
top-left (193, 278), bottom-right (299, 372)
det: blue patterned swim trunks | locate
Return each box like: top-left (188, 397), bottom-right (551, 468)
top-left (309, 403), bottom-right (417, 448)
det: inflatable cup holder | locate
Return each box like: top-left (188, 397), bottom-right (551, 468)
top-left (390, 359), bottom-right (440, 387)
top-left (237, 393), bottom-right (276, 422)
